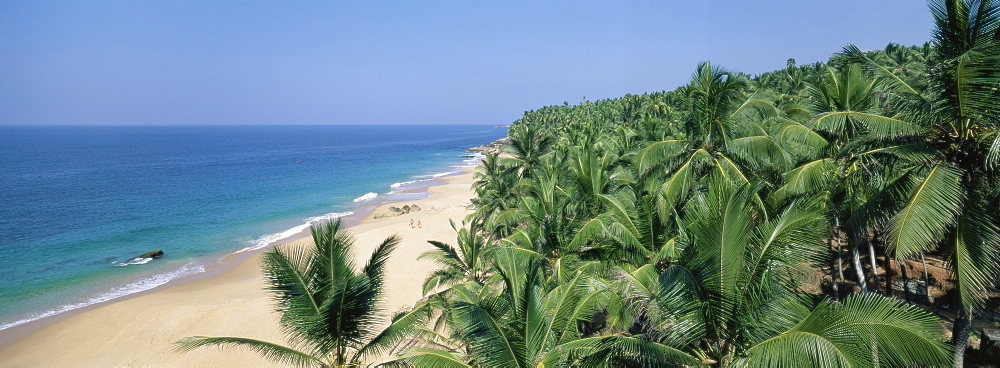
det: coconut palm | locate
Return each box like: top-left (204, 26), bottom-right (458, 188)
top-left (395, 247), bottom-right (606, 368)
top-left (494, 167), bottom-right (578, 261)
top-left (842, 1), bottom-right (1000, 363)
top-left (469, 152), bottom-right (517, 228)
top-left (563, 178), bottom-right (952, 367)
top-left (419, 220), bottom-right (494, 296)
top-left (568, 189), bottom-right (677, 268)
top-left (774, 64), bottom-right (914, 296)
top-left (637, 62), bottom-right (791, 213)
top-left (176, 220), bottom-right (424, 367)
top-left (505, 122), bottom-right (554, 180)
top-left (566, 143), bottom-right (617, 217)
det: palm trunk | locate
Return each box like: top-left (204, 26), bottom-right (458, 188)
top-left (828, 235), bottom-right (840, 301)
top-left (867, 237), bottom-right (880, 292)
top-left (851, 245), bottom-right (867, 293)
top-left (953, 308), bottom-right (971, 367)
top-left (899, 259), bottom-right (911, 304)
top-left (920, 253), bottom-right (932, 304)
top-left (883, 256), bottom-right (893, 297)
top-left (834, 218), bottom-right (845, 284)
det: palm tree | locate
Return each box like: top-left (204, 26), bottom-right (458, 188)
top-left (566, 142), bottom-right (616, 217)
top-left (176, 220), bottom-right (424, 367)
top-left (505, 122), bottom-right (553, 180)
top-left (568, 189), bottom-right (676, 268)
top-left (494, 167), bottom-right (577, 261)
top-left (563, 178), bottom-right (952, 367)
top-left (638, 62), bottom-right (791, 213)
top-left (843, 1), bottom-right (1000, 363)
top-left (469, 152), bottom-right (517, 228)
top-left (776, 64), bottom-right (910, 296)
top-left (395, 247), bottom-right (606, 367)
top-left (419, 220), bottom-right (494, 296)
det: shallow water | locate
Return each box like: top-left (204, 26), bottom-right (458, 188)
top-left (0, 124), bottom-right (506, 330)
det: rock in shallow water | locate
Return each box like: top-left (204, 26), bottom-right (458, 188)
top-left (136, 249), bottom-right (164, 259)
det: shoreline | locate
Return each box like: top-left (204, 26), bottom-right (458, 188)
top-left (0, 166), bottom-right (481, 367)
top-left (0, 157), bottom-right (471, 339)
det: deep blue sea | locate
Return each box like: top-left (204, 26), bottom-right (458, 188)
top-left (0, 125), bottom-right (506, 330)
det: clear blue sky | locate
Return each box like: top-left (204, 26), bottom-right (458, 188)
top-left (1, 1), bottom-right (933, 125)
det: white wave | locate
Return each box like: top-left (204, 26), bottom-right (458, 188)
top-left (389, 179), bottom-right (437, 192)
top-left (390, 180), bottom-right (419, 189)
top-left (236, 211), bottom-right (354, 254)
top-left (414, 170), bottom-right (461, 179)
top-left (113, 257), bottom-right (153, 267)
top-left (306, 211), bottom-right (353, 224)
top-left (393, 153), bottom-right (484, 190)
top-left (352, 192), bottom-right (378, 202)
top-left (0, 262), bottom-right (207, 331)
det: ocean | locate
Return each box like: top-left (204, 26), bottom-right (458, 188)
top-left (0, 124), bottom-right (506, 331)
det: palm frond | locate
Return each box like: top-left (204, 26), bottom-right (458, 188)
top-left (986, 133), bottom-right (1000, 169)
top-left (773, 118), bottom-right (829, 157)
top-left (951, 206), bottom-right (1000, 310)
top-left (811, 111), bottom-right (922, 139)
top-left (841, 44), bottom-right (922, 96)
top-left (313, 276), bottom-right (379, 354)
top-left (637, 140), bottom-right (688, 176)
top-left (772, 158), bottom-right (835, 201)
top-left (728, 135), bottom-right (793, 170)
top-left (310, 219), bottom-right (356, 283)
top-left (391, 347), bottom-right (472, 368)
top-left (836, 294), bottom-right (952, 366)
top-left (559, 335), bottom-right (701, 367)
top-left (174, 336), bottom-right (321, 368)
top-left (567, 218), bottom-right (608, 252)
top-left (453, 300), bottom-right (527, 368)
top-left (738, 331), bottom-right (857, 368)
top-left (885, 162), bottom-right (964, 258)
top-left (419, 240), bottom-right (467, 273)
top-left (364, 234), bottom-right (401, 289)
top-left (655, 149), bottom-right (703, 211)
top-left (355, 303), bottom-right (431, 361)
top-left (851, 143), bottom-right (940, 165)
top-left (261, 247), bottom-right (322, 343)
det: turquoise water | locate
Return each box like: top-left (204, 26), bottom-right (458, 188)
top-left (0, 125), bottom-right (506, 330)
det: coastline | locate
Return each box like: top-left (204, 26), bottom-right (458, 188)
top-left (0, 167), bottom-right (480, 367)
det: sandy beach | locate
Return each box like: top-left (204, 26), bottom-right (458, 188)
top-left (0, 169), bottom-right (478, 367)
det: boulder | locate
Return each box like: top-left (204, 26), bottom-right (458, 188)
top-left (387, 206), bottom-right (403, 215)
top-left (137, 249), bottom-right (164, 259)
top-left (410, 204), bottom-right (421, 212)
top-left (402, 205), bottom-right (411, 214)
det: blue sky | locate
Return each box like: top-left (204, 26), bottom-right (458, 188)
top-left (1, 1), bottom-right (933, 125)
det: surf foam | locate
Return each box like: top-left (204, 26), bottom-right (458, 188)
top-left (0, 262), bottom-right (207, 331)
top-left (237, 211), bottom-right (354, 254)
top-left (352, 192), bottom-right (378, 202)
top-left (113, 257), bottom-right (153, 267)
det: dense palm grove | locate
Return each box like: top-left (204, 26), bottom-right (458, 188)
top-left (179, 1), bottom-right (998, 367)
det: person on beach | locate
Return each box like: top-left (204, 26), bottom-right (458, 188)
top-left (417, 220), bottom-right (422, 228)
top-left (409, 219), bottom-right (414, 228)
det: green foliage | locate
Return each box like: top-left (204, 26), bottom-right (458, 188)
top-left (177, 220), bottom-right (425, 367)
top-left (173, 4), bottom-right (1000, 365)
